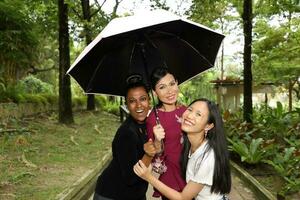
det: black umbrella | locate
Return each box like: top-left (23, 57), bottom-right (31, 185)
top-left (67, 9), bottom-right (224, 97)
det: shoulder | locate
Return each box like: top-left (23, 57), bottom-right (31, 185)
top-left (116, 118), bottom-right (137, 139)
top-left (201, 148), bottom-right (215, 168)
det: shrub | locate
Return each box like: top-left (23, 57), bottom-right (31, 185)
top-left (228, 137), bottom-right (266, 165)
top-left (103, 101), bottom-right (120, 116)
top-left (72, 97), bottom-right (86, 108)
top-left (95, 95), bottom-right (107, 110)
top-left (18, 75), bottom-right (54, 94)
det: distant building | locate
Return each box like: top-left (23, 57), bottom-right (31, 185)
top-left (211, 79), bottom-right (277, 111)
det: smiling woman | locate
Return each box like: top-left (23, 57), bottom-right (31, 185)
top-left (93, 75), bottom-right (156, 200)
top-left (126, 86), bottom-right (150, 124)
top-left (134, 98), bottom-right (231, 200)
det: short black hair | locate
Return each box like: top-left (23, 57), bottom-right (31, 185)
top-left (124, 74), bottom-right (149, 99)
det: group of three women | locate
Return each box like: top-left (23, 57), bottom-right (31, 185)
top-left (93, 67), bottom-right (231, 200)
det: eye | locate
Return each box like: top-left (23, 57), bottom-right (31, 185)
top-left (158, 85), bottom-right (166, 90)
top-left (140, 96), bottom-right (147, 101)
top-left (170, 80), bottom-right (176, 86)
top-left (196, 112), bottom-right (201, 117)
top-left (128, 99), bottom-right (136, 104)
top-left (187, 107), bottom-right (192, 111)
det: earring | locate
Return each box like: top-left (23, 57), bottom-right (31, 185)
top-left (204, 129), bottom-right (208, 138)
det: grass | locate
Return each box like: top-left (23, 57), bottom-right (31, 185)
top-left (0, 111), bottom-right (120, 200)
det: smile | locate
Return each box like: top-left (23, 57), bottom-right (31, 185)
top-left (183, 119), bottom-right (194, 126)
top-left (136, 109), bottom-right (144, 113)
top-left (166, 94), bottom-right (175, 100)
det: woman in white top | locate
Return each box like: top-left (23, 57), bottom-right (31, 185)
top-left (134, 98), bottom-right (231, 200)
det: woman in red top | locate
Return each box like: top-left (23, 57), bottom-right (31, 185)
top-left (146, 67), bottom-right (186, 199)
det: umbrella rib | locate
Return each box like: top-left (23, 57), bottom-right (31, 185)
top-left (179, 38), bottom-right (214, 68)
top-left (155, 30), bottom-right (215, 68)
top-left (129, 41), bottom-right (137, 68)
top-left (86, 55), bottom-right (106, 92)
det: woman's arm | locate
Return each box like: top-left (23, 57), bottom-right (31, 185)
top-left (134, 160), bottom-right (203, 200)
top-left (141, 139), bottom-right (156, 166)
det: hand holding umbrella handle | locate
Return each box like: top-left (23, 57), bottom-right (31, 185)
top-left (153, 123), bottom-right (165, 156)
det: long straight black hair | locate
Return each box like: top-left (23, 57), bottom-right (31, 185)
top-left (180, 98), bottom-right (231, 194)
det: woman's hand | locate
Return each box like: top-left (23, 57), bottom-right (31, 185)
top-left (144, 139), bottom-right (156, 157)
top-left (133, 160), bottom-right (153, 181)
top-left (153, 124), bottom-right (165, 141)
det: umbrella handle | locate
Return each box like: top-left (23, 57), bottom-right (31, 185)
top-left (139, 41), bottom-right (165, 155)
top-left (153, 106), bottom-right (164, 155)
top-left (154, 109), bottom-right (164, 156)
top-left (156, 140), bottom-right (164, 157)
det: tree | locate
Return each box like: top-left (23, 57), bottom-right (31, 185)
top-left (58, 0), bottom-right (74, 124)
top-left (81, 0), bottom-right (95, 110)
top-left (23, 0), bottom-right (59, 84)
top-left (69, 0), bottom-right (123, 110)
top-left (242, 0), bottom-right (253, 122)
top-left (0, 0), bottom-right (38, 83)
top-left (252, 0), bottom-right (300, 111)
top-left (189, 0), bottom-right (240, 80)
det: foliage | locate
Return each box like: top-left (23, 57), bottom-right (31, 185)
top-left (18, 75), bottom-right (54, 94)
top-left (72, 97), bottom-right (86, 108)
top-left (264, 147), bottom-right (300, 196)
top-left (103, 100), bottom-right (120, 116)
top-left (0, 0), bottom-right (39, 82)
top-left (228, 137), bottom-right (266, 164)
top-left (225, 103), bottom-right (300, 196)
top-left (251, 1), bottom-right (300, 108)
top-left (95, 95), bottom-right (107, 110)
top-left (179, 71), bottom-right (216, 105)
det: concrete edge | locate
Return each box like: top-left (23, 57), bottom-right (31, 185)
top-left (230, 161), bottom-right (276, 200)
top-left (56, 151), bottom-right (112, 200)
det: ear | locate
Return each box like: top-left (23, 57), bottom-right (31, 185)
top-left (205, 123), bottom-right (214, 131)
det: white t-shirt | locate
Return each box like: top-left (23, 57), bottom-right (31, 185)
top-left (186, 141), bottom-right (223, 200)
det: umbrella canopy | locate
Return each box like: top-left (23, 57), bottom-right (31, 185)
top-left (67, 9), bottom-right (224, 96)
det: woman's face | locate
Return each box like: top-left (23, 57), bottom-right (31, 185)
top-left (181, 101), bottom-right (210, 134)
top-left (154, 73), bottom-right (179, 105)
top-left (126, 86), bottom-right (150, 124)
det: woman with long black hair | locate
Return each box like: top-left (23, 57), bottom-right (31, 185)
top-left (134, 98), bottom-right (231, 200)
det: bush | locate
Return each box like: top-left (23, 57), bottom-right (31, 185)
top-left (18, 75), bottom-right (54, 94)
top-left (22, 94), bottom-right (48, 106)
top-left (225, 103), bottom-right (300, 196)
top-left (103, 101), bottom-right (120, 116)
top-left (40, 94), bottom-right (58, 105)
top-left (72, 97), bottom-right (86, 108)
top-left (95, 95), bottom-right (107, 110)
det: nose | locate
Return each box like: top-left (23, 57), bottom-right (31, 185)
top-left (184, 111), bottom-right (193, 120)
top-left (166, 85), bottom-right (173, 93)
top-left (136, 100), bottom-right (142, 107)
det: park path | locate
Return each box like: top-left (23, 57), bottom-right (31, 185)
top-left (145, 170), bottom-right (256, 200)
top-left (89, 170), bottom-right (256, 200)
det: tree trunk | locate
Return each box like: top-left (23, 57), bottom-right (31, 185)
top-left (58, 0), bottom-right (74, 124)
top-left (81, 0), bottom-right (95, 111)
top-left (220, 18), bottom-right (224, 80)
top-left (242, 0), bottom-right (253, 123)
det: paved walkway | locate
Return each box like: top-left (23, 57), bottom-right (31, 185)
top-left (89, 171), bottom-right (256, 200)
top-left (146, 171), bottom-right (256, 200)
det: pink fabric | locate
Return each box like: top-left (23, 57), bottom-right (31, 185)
top-left (146, 106), bottom-right (187, 197)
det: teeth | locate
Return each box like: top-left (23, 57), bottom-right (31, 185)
top-left (183, 119), bottom-right (193, 126)
top-left (136, 109), bottom-right (144, 113)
